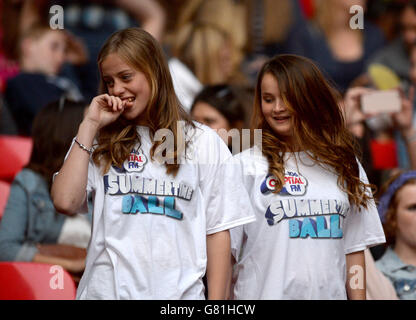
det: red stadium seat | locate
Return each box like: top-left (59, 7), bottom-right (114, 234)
top-left (0, 136), bottom-right (32, 181)
top-left (0, 180), bottom-right (11, 220)
top-left (0, 262), bottom-right (76, 300)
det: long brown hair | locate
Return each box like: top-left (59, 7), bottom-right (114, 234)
top-left (379, 171), bottom-right (416, 246)
top-left (252, 54), bottom-right (372, 209)
top-left (93, 28), bottom-right (193, 175)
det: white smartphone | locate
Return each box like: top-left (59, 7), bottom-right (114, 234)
top-left (360, 89), bottom-right (401, 114)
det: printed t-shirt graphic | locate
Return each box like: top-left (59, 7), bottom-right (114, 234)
top-left (123, 148), bottom-right (147, 172)
top-left (260, 170), bottom-right (345, 238)
top-left (104, 155), bottom-right (193, 220)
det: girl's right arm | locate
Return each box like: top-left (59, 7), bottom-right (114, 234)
top-left (51, 94), bottom-right (125, 215)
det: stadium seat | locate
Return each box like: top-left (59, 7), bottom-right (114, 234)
top-left (0, 180), bottom-right (11, 220)
top-left (0, 136), bottom-right (32, 182)
top-left (0, 262), bottom-right (76, 300)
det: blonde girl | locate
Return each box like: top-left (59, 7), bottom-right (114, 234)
top-left (52, 28), bottom-right (255, 300)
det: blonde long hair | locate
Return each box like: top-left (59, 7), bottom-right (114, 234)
top-left (252, 55), bottom-right (372, 209)
top-left (170, 0), bottom-right (246, 85)
top-left (93, 28), bottom-right (193, 176)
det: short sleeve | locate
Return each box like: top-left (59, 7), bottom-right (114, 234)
top-left (343, 160), bottom-right (386, 254)
top-left (230, 149), bottom-right (259, 261)
top-left (230, 225), bottom-right (245, 262)
top-left (196, 127), bottom-right (256, 235)
top-left (85, 157), bottom-right (97, 193)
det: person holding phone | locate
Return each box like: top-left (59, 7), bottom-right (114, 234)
top-left (342, 85), bottom-right (416, 177)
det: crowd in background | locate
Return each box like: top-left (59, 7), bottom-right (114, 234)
top-left (0, 0), bottom-right (415, 300)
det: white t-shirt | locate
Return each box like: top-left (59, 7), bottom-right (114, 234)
top-left (230, 146), bottom-right (386, 300)
top-left (74, 122), bottom-right (256, 300)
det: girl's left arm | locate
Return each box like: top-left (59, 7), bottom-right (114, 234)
top-left (346, 250), bottom-right (366, 300)
top-left (206, 230), bottom-right (231, 300)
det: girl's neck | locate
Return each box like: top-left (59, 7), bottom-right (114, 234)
top-left (394, 238), bottom-right (416, 267)
top-left (135, 115), bottom-right (149, 127)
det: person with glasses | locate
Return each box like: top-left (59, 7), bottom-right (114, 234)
top-left (5, 24), bottom-right (83, 136)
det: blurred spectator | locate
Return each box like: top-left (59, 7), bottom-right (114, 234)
top-left (0, 27), bottom-right (19, 94)
top-left (168, 56), bottom-right (203, 113)
top-left (370, 0), bottom-right (416, 87)
top-left (395, 43), bottom-right (416, 170)
top-left (191, 85), bottom-right (250, 296)
top-left (341, 84), bottom-right (416, 189)
top-left (169, 0), bottom-right (308, 87)
top-left (1, 0), bottom-right (48, 61)
top-left (366, 0), bottom-right (406, 42)
top-left (376, 171), bottom-right (416, 299)
top-left (168, 0), bottom-right (247, 111)
top-left (240, 0), bottom-right (309, 83)
top-left (172, 0), bottom-right (246, 53)
top-left (5, 24), bottom-right (83, 136)
top-left (190, 84), bottom-right (248, 152)
top-left (158, 0), bottom-right (188, 34)
top-left (0, 99), bottom-right (91, 281)
top-left (294, 0), bottom-right (385, 94)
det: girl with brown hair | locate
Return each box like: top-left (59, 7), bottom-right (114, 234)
top-left (375, 171), bottom-right (416, 299)
top-left (230, 54), bottom-right (385, 299)
top-left (51, 27), bottom-right (255, 300)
